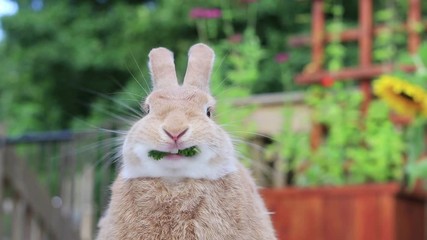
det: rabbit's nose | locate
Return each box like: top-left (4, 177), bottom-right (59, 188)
top-left (163, 128), bottom-right (189, 142)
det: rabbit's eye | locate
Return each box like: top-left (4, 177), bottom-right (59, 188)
top-left (206, 107), bottom-right (212, 118)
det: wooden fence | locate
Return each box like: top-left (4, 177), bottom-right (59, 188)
top-left (0, 129), bottom-right (118, 240)
top-left (0, 148), bottom-right (79, 240)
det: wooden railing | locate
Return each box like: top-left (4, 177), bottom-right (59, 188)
top-left (0, 147), bottom-right (79, 240)
top-left (0, 129), bottom-right (118, 240)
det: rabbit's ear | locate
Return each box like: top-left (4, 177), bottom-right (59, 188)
top-left (183, 43), bottom-right (215, 92)
top-left (148, 47), bottom-right (179, 90)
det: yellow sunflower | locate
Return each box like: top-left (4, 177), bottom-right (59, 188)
top-left (373, 75), bottom-right (427, 117)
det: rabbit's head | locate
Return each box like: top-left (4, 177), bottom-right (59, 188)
top-left (121, 44), bottom-right (238, 180)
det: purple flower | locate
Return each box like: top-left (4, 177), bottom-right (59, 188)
top-left (275, 53), bottom-right (289, 63)
top-left (228, 34), bottom-right (242, 44)
top-left (190, 8), bottom-right (222, 19)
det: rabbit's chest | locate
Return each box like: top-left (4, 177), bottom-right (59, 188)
top-left (118, 180), bottom-right (243, 239)
top-left (140, 191), bottom-right (206, 221)
top-left (135, 184), bottom-right (236, 221)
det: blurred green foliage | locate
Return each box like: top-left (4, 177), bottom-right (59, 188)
top-left (2, 0), bottom-right (424, 135)
top-left (0, 0), bottom-right (313, 134)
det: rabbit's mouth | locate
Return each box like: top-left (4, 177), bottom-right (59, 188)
top-left (148, 146), bottom-right (200, 160)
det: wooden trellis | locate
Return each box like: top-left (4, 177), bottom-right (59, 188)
top-left (290, 0), bottom-right (424, 105)
top-left (288, 0), bottom-right (425, 149)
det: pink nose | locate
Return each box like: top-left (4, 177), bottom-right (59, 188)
top-left (163, 128), bottom-right (188, 142)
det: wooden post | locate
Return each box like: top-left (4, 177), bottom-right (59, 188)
top-left (0, 125), bottom-right (5, 238)
top-left (12, 197), bottom-right (26, 240)
top-left (78, 166), bottom-right (94, 240)
top-left (272, 156), bottom-right (285, 188)
top-left (30, 216), bottom-right (43, 240)
top-left (60, 142), bottom-right (73, 217)
top-left (251, 138), bottom-right (267, 187)
top-left (359, 0), bottom-right (373, 112)
top-left (311, 0), bottom-right (325, 73)
top-left (407, 0), bottom-right (421, 54)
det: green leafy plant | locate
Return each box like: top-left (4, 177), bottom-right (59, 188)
top-left (308, 85), bottom-right (404, 186)
top-left (267, 83), bottom-right (405, 187)
top-left (405, 117), bottom-right (427, 189)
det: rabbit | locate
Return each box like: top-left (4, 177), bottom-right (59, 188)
top-left (96, 43), bottom-right (277, 240)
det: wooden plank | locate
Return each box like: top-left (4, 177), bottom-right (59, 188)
top-left (288, 21), bottom-right (427, 47)
top-left (3, 148), bottom-right (80, 240)
top-left (359, 0), bottom-right (373, 111)
top-left (98, 132), bottom-right (113, 214)
top-left (311, 0), bottom-right (325, 73)
top-left (378, 194), bottom-right (396, 240)
top-left (12, 197), bottom-right (26, 240)
top-left (260, 189), bottom-right (323, 240)
top-left (324, 196), bottom-right (355, 240)
top-left (272, 157), bottom-right (285, 188)
top-left (250, 138), bottom-right (268, 186)
top-left (260, 184), bottom-right (401, 240)
top-left (295, 64), bottom-right (416, 84)
top-left (0, 126), bottom-right (5, 238)
top-left (79, 166), bottom-right (95, 240)
top-left (284, 197), bottom-right (323, 240)
top-left (60, 142), bottom-right (74, 217)
top-left (261, 183), bottom-right (399, 198)
top-left (396, 193), bottom-right (427, 239)
top-left (407, 0), bottom-right (421, 54)
top-left (353, 196), bottom-right (380, 240)
top-left (30, 217), bottom-right (43, 240)
top-left (310, 123), bottom-right (324, 150)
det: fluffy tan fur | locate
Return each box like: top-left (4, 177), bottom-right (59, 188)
top-left (97, 164), bottom-right (276, 240)
top-left (96, 43), bottom-right (276, 239)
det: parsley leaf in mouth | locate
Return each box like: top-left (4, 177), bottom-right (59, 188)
top-left (148, 146), bottom-right (199, 160)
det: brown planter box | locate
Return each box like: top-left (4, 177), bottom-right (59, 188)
top-left (260, 183), bottom-right (427, 240)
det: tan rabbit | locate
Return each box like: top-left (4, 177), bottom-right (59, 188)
top-left (96, 43), bottom-right (276, 240)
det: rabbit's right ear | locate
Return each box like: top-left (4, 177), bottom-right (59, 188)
top-left (148, 47), bottom-right (179, 90)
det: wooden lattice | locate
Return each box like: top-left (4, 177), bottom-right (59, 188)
top-left (290, 0), bottom-right (425, 106)
top-left (289, 0), bottom-right (425, 149)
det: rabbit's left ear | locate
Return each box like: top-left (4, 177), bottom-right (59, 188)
top-left (148, 47), bottom-right (179, 90)
top-left (183, 43), bottom-right (215, 92)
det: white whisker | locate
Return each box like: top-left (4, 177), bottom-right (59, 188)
top-left (131, 54), bottom-right (151, 94)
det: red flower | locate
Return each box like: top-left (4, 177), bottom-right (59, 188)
top-left (190, 8), bottom-right (222, 19)
top-left (321, 76), bottom-right (335, 87)
top-left (275, 53), bottom-right (289, 63)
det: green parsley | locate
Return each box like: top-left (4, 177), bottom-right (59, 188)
top-left (178, 146), bottom-right (199, 157)
top-left (148, 150), bottom-right (168, 160)
top-left (148, 146), bottom-right (199, 160)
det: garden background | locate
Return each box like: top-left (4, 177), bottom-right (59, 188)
top-left (1, 0), bottom-right (427, 239)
